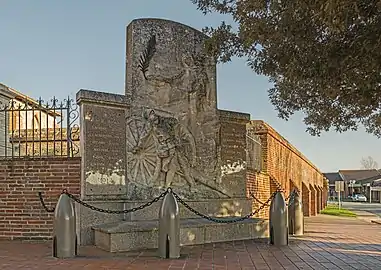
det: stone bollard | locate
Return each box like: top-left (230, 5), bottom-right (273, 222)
top-left (288, 190), bottom-right (304, 236)
top-left (158, 188), bottom-right (180, 259)
top-left (53, 193), bottom-right (77, 258)
top-left (269, 191), bottom-right (288, 246)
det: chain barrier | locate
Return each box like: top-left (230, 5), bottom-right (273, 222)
top-left (270, 177), bottom-right (299, 202)
top-left (250, 189), bottom-right (297, 207)
top-left (250, 192), bottom-right (269, 206)
top-left (172, 190), bottom-right (278, 224)
top-left (286, 190), bottom-right (301, 206)
top-left (285, 194), bottom-right (294, 206)
top-left (249, 192), bottom-right (274, 207)
top-left (39, 187), bottom-right (296, 223)
top-left (38, 189), bottom-right (169, 214)
top-left (38, 192), bottom-right (55, 213)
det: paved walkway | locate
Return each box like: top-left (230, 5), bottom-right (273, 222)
top-left (1, 215), bottom-right (381, 269)
top-left (341, 202), bottom-right (381, 225)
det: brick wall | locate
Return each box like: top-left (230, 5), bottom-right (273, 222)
top-left (0, 157), bottom-right (81, 240)
top-left (247, 170), bottom-right (271, 218)
top-left (310, 185), bottom-right (317, 216)
top-left (302, 183), bottom-right (311, 216)
top-left (247, 120), bottom-right (326, 217)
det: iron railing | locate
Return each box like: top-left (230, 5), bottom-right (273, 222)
top-left (0, 96), bottom-right (80, 158)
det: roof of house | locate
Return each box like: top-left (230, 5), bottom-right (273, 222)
top-left (0, 82), bottom-right (60, 116)
top-left (0, 82), bottom-right (40, 105)
top-left (373, 179), bottom-right (381, 187)
top-left (323, 172), bottom-right (343, 184)
top-left (360, 174), bottom-right (381, 185)
top-left (339, 169), bottom-right (381, 182)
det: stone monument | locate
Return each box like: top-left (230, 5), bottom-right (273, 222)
top-left (125, 18), bottom-right (227, 200)
top-left (76, 18), bottom-right (268, 251)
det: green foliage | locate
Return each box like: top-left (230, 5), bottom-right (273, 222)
top-left (191, 0), bottom-right (381, 137)
top-left (320, 204), bottom-right (357, 217)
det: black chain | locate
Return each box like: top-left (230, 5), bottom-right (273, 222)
top-left (250, 192), bottom-right (272, 207)
top-left (285, 195), bottom-right (292, 206)
top-left (286, 191), bottom-right (300, 206)
top-left (38, 189), bottom-right (168, 214)
top-left (38, 192), bottom-right (55, 213)
top-left (172, 191), bottom-right (278, 224)
top-left (62, 190), bottom-right (168, 214)
top-left (39, 186), bottom-right (293, 222)
top-left (272, 179), bottom-right (296, 202)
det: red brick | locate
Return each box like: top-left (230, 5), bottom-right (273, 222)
top-left (248, 121), bottom-right (326, 218)
top-left (0, 157), bottom-right (80, 240)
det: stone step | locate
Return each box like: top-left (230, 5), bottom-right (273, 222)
top-left (77, 197), bottom-right (256, 246)
top-left (125, 197), bottom-right (253, 221)
top-left (93, 217), bottom-right (269, 252)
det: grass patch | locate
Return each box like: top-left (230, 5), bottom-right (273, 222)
top-left (320, 205), bottom-right (357, 217)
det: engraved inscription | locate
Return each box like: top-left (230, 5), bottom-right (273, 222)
top-left (84, 105), bottom-right (126, 178)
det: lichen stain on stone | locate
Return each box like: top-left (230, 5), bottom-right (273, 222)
top-left (85, 110), bottom-right (93, 121)
top-left (220, 160), bottom-right (246, 177)
top-left (219, 201), bottom-right (243, 217)
top-left (86, 159), bottom-right (125, 185)
top-left (86, 171), bottom-right (125, 185)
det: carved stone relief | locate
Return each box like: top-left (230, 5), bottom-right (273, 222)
top-left (126, 108), bottom-right (228, 199)
top-left (125, 19), bottom-right (224, 199)
top-left (136, 34), bottom-right (213, 115)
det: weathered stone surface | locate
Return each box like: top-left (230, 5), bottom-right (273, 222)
top-left (76, 197), bottom-right (252, 245)
top-left (125, 18), bottom-right (225, 199)
top-left (77, 89), bottom-right (128, 197)
top-left (93, 218), bottom-right (268, 252)
top-left (75, 201), bottom-right (125, 246)
top-left (127, 197), bottom-right (252, 221)
top-left (218, 110), bottom-right (250, 197)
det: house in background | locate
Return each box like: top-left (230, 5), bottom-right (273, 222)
top-left (323, 172), bottom-right (343, 198)
top-left (0, 82), bottom-right (78, 157)
top-left (339, 169), bottom-right (381, 197)
top-left (351, 174), bottom-right (381, 203)
top-left (324, 169), bottom-right (381, 202)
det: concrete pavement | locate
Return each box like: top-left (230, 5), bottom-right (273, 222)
top-left (340, 202), bottom-right (381, 224)
top-left (342, 201), bottom-right (381, 217)
top-left (1, 215), bottom-right (381, 269)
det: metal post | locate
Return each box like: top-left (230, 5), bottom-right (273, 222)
top-left (269, 191), bottom-right (288, 246)
top-left (53, 193), bottom-right (77, 258)
top-left (338, 191), bottom-right (341, 210)
top-left (158, 188), bottom-right (180, 259)
top-left (370, 187), bottom-right (372, 203)
top-left (288, 190), bottom-right (304, 236)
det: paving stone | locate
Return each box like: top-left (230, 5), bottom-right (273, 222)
top-left (1, 215), bottom-right (381, 269)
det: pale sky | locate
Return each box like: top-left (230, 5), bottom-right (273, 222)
top-left (0, 0), bottom-right (379, 172)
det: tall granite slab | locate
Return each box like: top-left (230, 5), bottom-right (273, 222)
top-left (77, 90), bottom-right (128, 198)
top-left (125, 18), bottom-right (244, 199)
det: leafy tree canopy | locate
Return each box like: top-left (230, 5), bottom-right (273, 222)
top-left (191, 0), bottom-right (381, 137)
